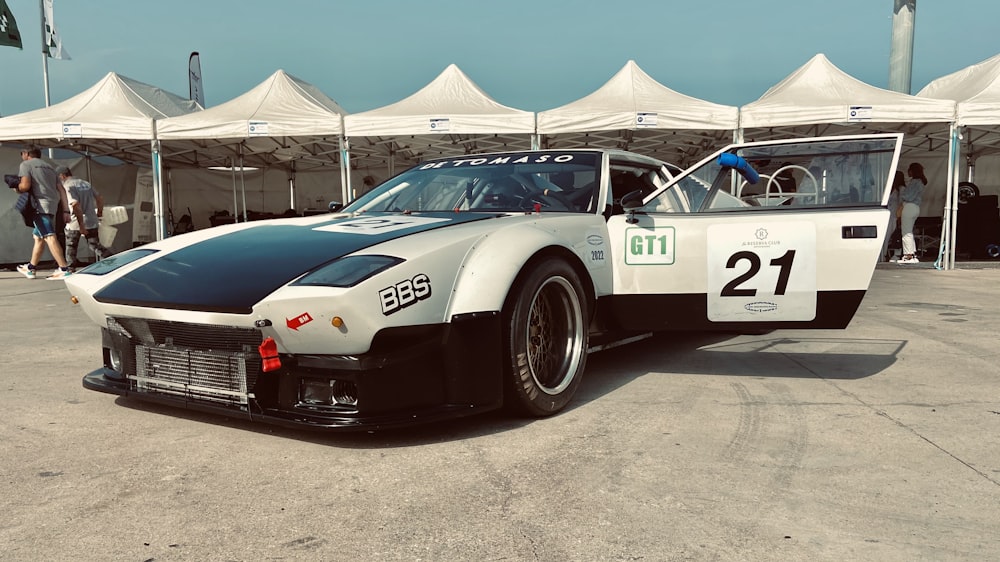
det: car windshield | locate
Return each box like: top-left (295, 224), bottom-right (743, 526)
top-left (343, 151), bottom-right (602, 214)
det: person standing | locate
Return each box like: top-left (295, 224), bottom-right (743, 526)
top-left (16, 147), bottom-right (73, 280)
top-left (898, 162), bottom-right (927, 264)
top-left (882, 171), bottom-right (904, 262)
top-left (57, 166), bottom-right (114, 268)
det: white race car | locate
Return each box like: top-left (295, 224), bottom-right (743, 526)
top-left (66, 133), bottom-right (902, 430)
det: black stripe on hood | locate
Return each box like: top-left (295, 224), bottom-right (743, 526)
top-left (94, 212), bottom-right (492, 314)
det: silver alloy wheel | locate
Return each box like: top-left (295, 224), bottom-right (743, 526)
top-left (524, 276), bottom-right (585, 395)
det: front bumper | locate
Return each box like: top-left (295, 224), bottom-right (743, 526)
top-left (83, 312), bottom-right (504, 431)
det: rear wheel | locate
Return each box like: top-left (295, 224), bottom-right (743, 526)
top-left (503, 259), bottom-right (588, 416)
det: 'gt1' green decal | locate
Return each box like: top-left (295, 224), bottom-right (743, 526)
top-left (624, 226), bottom-right (675, 265)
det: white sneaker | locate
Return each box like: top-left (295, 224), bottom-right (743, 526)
top-left (897, 255), bottom-right (920, 264)
top-left (47, 268), bottom-right (72, 280)
top-left (16, 264), bottom-right (37, 279)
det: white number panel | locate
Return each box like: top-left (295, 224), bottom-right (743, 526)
top-left (707, 222), bottom-right (816, 322)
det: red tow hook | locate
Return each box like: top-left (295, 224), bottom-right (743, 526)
top-left (259, 337), bottom-right (281, 372)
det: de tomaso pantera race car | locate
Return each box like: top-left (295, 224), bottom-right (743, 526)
top-left (66, 133), bottom-right (903, 430)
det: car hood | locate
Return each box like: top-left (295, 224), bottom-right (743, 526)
top-left (94, 212), bottom-right (494, 314)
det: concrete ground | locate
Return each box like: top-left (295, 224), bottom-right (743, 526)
top-left (1, 264), bottom-right (998, 561)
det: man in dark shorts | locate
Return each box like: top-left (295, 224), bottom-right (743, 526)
top-left (16, 146), bottom-right (73, 280)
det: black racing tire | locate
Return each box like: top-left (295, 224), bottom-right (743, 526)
top-left (958, 182), bottom-right (980, 204)
top-left (503, 259), bottom-right (588, 417)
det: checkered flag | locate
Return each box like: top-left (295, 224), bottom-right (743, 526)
top-left (42, 0), bottom-right (70, 60)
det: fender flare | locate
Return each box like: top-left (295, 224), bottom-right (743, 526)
top-left (446, 224), bottom-right (595, 319)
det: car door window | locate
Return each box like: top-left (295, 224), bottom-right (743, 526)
top-left (703, 138), bottom-right (898, 211)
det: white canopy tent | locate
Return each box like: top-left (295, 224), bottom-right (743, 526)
top-left (918, 53), bottom-right (1000, 164)
top-left (740, 54), bottom-right (960, 268)
top-left (918, 53), bottom-right (1000, 265)
top-left (740, 54), bottom-right (955, 132)
top-left (536, 60), bottom-right (739, 166)
top-left (0, 71), bottom-right (200, 145)
top-left (343, 64), bottom-right (535, 198)
top-left (0, 72), bottom-right (202, 241)
top-left (156, 69), bottom-right (349, 216)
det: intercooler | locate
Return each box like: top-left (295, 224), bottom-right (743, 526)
top-left (108, 317), bottom-right (263, 407)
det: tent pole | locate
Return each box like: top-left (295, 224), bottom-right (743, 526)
top-left (339, 136), bottom-right (351, 204)
top-left (938, 123), bottom-right (959, 270)
top-left (150, 139), bottom-right (166, 241)
top-left (289, 161), bottom-right (296, 211)
top-left (947, 124), bottom-right (961, 270)
top-left (239, 146), bottom-right (248, 222)
top-left (230, 158), bottom-right (238, 222)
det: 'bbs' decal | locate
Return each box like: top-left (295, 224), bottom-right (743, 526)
top-left (379, 274), bottom-right (432, 315)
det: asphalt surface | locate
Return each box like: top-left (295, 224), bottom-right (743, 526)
top-left (1, 263), bottom-right (999, 561)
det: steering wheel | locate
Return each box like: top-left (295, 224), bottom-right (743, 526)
top-left (766, 164), bottom-right (818, 204)
top-left (519, 190), bottom-right (571, 211)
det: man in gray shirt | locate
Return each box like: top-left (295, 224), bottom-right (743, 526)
top-left (16, 146), bottom-right (73, 280)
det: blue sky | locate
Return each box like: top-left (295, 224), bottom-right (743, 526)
top-left (0, 0), bottom-right (997, 116)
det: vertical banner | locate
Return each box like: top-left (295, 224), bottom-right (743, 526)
top-left (132, 171), bottom-right (155, 246)
top-left (0, 0), bottom-right (22, 48)
top-left (188, 51), bottom-right (205, 107)
top-left (42, 0), bottom-right (70, 59)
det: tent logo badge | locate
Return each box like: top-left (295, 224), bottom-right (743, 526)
top-left (848, 106), bottom-right (872, 122)
top-left (248, 121), bottom-right (270, 136)
top-left (429, 118), bottom-right (450, 132)
top-left (635, 112), bottom-right (657, 128)
top-left (62, 123), bottom-right (83, 138)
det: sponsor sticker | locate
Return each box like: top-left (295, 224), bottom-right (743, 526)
top-left (585, 230), bottom-right (607, 268)
top-left (314, 215), bottom-right (449, 235)
top-left (624, 226), bottom-right (675, 265)
top-left (286, 312), bottom-right (313, 331)
top-left (418, 153), bottom-right (579, 170)
top-left (380, 274), bottom-right (432, 315)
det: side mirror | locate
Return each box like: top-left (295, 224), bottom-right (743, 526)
top-left (328, 201), bottom-right (343, 212)
top-left (621, 190), bottom-right (645, 210)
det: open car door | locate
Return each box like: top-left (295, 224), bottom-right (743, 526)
top-left (605, 133), bottom-right (903, 332)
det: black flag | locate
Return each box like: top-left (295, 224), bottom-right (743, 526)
top-left (0, 0), bottom-right (22, 49)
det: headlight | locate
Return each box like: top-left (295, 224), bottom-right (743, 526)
top-left (293, 255), bottom-right (403, 287)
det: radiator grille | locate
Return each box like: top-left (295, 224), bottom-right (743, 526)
top-left (110, 317), bottom-right (263, 407)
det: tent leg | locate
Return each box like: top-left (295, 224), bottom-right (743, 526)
top-left (339, 136), bottom-right (351, 204)
top-left (289, 162), bottom-right (296, 211)
top-left (151, 139), bottom-right (166, 241)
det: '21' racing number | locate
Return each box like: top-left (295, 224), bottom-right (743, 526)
top-left (720, 250), bottom-right (795, 297)
top-left (708, 223), bottom-right (816, 322)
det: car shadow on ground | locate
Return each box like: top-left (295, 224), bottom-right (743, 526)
top-left (113, 331), bottom-right (905, 447)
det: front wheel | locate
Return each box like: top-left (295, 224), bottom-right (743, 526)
top-left (503, 259), bottom-right (588, 416)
